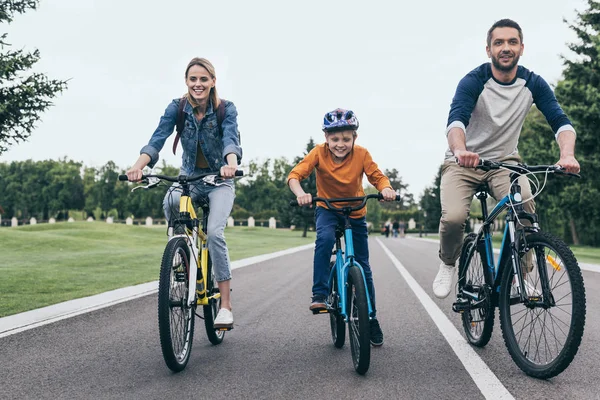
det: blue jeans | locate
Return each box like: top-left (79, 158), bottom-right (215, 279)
top-left (313, 207), bottom-right (377, 316)
top-left (163, 168), bottom-right (235, 282)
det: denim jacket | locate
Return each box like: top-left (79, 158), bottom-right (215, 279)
top-left (140, 98), bottom-right (243, 175)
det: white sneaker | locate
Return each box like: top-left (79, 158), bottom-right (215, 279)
top-left (214, 308), bottom-right (234, 328)
top-left (524, 281), bottom-right (541, 297)
top-left (433, 262), bottom-right (455, 299)
top-left (511, 276), bottom-right (541, 298)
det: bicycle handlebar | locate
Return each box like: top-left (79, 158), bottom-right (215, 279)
top-left (289, 193), bottom-right (401, 212)
top-left (118, 170), bottom-right (244, 183)
top-left (475, 159), bottom-right (581, 178)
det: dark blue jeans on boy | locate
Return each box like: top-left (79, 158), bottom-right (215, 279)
top-left (313, 206), bottom-right (377, 317)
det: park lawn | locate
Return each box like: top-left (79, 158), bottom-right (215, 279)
top-left (414, 234), bottom-right (600, 264)
top-left (0, 222), bottom-right (315, 317)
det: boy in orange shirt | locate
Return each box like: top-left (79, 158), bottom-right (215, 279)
top-left (287, 108), bottom-right (396, 346)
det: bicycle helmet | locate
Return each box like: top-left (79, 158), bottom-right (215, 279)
top-left (322, 108), bottom-right (359, 132)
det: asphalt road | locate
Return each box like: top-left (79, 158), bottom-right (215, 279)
top-left (1, 237), bottom-right (598, 400)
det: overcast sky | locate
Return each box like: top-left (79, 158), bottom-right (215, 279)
top-left (1, 0), bottom-right (587, 197)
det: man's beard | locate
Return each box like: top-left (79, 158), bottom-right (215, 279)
top-left (491, 52), bottom-right (520, 72)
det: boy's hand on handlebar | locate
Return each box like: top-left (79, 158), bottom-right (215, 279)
top-left (126, 168), bottom-right (144, 182)
top-left (220, 165), bottom-right (237, 178)
top-left (455, 150), bottom-right (480, 168)
top-left (556, 155), bottom-right (580, 174)
top-left (296, 193), bottom-right (313, 207)
top-left (381, 187), bottom-right (396, 201)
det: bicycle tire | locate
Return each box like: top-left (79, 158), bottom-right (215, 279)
top-left (204, 253), bottom-right (225, 345)
top-left (499, 231), bottom-right (586, 379)
top-left (457, 233), bottom-right (495, 347)
top-left (347, 265), bottom-right (371, 375)
top-left (158, 237), bottom-right (196, 372)
top-left (329, 261), bottom-right (345, 348)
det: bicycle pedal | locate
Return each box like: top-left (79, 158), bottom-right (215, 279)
top-left (215, 325), bottom-right (233, 332)
top-left (311, 307), bottom-right (329, 315)
top-left (452, 298), bottom-right (470, 313)
top-left (217, 326), bottom-right (233, 331)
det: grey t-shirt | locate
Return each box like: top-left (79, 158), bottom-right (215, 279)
top-left (444, 63), bottom-right (574, 161)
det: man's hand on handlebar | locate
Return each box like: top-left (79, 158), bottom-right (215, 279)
top-left (556, 155), bottom-right (580, 174)
top-left (454, 150), bottom-right (480, 168)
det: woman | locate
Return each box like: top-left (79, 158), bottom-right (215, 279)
top-left (126, 57), bottom-right (242, 328)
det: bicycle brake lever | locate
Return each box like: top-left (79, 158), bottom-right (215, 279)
top-left (131, 178), bottom-right (160, 192)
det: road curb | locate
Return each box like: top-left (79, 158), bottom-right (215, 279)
top-left (0, 243), bottom-right (315, 338)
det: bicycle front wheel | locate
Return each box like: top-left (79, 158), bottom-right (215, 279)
top-left (457, 233), bottom-right (495, 347)
top-left (499, 231), bottom-right (586, 379)
top-left (329, 262), bottom-right (345, 348)
top-left (347, 265), bottom-right (370, 375)
top-left (203, 254), bottom-right (225, 345)
top-left (158, 237), bottom-right (196, 372)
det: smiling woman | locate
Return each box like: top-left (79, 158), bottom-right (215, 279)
top-left (124, 57), bottom-right (243, 328)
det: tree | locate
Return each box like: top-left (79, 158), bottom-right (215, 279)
top-left (380, 168), bottom-right (415, 210)
top-left (0, 1), bottom-right (68, 154)
top-left (419, 165), bottom-right (442, 232)
top-left (519, 0), bottom-right (600, 245)
top-left (278, 138), bottom-right (317, 237)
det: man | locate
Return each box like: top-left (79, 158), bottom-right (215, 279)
top-left (432, 18), bottom-right (580, 299)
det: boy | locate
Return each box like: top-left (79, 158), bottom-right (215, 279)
top-left (287, 108), bottom-right (396, 346)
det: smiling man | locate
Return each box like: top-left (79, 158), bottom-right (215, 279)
top-left (432, 19), bottom-right (580, 299)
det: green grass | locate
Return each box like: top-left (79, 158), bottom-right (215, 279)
top-left (0, 222), bottom-right (315, 317)
top-left (413, 234), bottom-right (600, 264)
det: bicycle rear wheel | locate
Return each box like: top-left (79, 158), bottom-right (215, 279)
top-left (329, 262), bottom-right (345, 348)
top-left (499, 231), bottom-right (586, 379)
top-left (204, 254), bottom-right (225, 345)
top-left (158, 237), bottom-right (196, 372)
top-left (347, 265), bottom-right (370, 375)
top-left (457, 233), bottom-right (495, 347)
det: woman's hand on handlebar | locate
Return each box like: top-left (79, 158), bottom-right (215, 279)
top-left (381, 187), bottom-right (396, 201)
top-left (126, 167), bottom-right (144, 182)
top-left (454, 150), bottom-right (480, 168)
top-left (220, 164), bottom-right (238, 179)
top-left (296, 192), bottom-right (313, 207)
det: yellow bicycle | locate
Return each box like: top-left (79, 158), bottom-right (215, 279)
top-left (120, 170), bottom-right (242, 372)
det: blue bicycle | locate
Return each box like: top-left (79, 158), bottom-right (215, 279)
top-left (292, 193), bottom-right (398, 375)
top-left (451, 160), bottom-right (586, 379)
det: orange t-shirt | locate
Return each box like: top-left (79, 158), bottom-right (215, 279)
top-left (287, 143), bottom-right (392, 218)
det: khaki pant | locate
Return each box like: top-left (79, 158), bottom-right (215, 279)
top-left (438, 158), bottom-right (535, 265)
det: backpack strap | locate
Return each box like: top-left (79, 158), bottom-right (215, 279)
top-left (172, 98), bottom-right (227, 155)
top-left (172, 97), bottom-right (188, 155)
top-left (216, 99), bottom-right (226, 130)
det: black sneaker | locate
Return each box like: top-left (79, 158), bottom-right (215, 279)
top-left (309, 294), bottom-right (327, 311)
top-left (370, 319), bottom-right (384, 346)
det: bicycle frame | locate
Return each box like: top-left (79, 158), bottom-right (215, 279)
top-left (329, 218), bottom-right (374, 321)
top-left (467, 163), bottom-right (569, 306)
top-left (472, 186), bottom-right (528, 303)
top-left (121, 171), bottom-right (243, 309)
top-left (172, 191), bottom-right (220, 308)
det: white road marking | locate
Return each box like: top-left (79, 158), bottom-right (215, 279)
top-left (376, 238), bottom-right (515, 400)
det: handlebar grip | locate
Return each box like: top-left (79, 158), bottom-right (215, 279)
top-left (118, 175), bottom-right (129, 181)
top-left (395, 194), bottom-right (401, 201)
top-left (289, 199), bottom-right (299, 207)
top-left (235, 170), bottom-right (244, 177)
